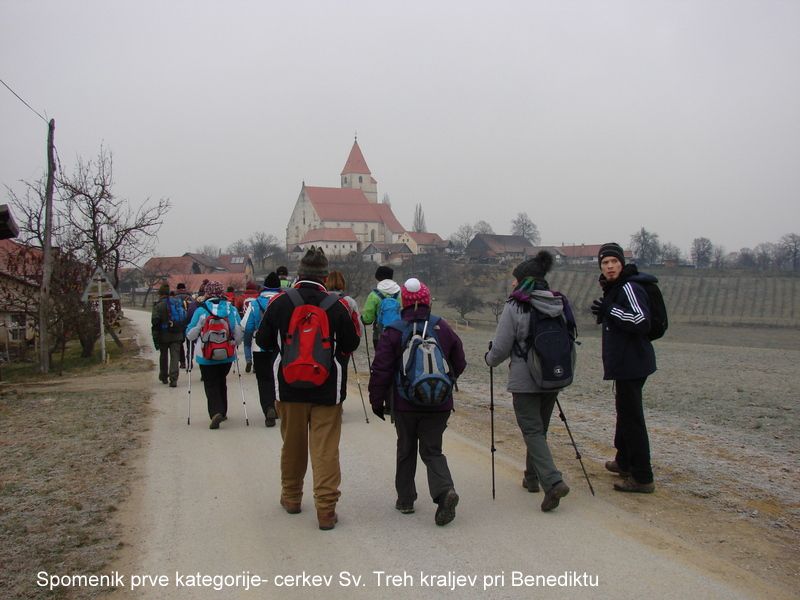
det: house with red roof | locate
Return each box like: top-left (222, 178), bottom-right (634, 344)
top-left (397, 231), bottom-right (450, 254)
top-left (286, 139), bottom-right (409, 257)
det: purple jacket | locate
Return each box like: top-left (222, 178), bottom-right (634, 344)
top-left (368, 305), bottom-right (466, 413)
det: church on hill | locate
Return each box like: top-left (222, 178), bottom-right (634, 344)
top-left (285, 139), bottom-right (408, 257)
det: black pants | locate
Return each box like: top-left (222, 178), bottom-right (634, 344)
top-left (159, 340), bottom-right (181, 384)
top-left (614, 377), bottom-right (653, 484)
top-left (252, 352), bottom-right (275, 417)
top-left (200, 362), bottom-right (233, 419)
top-left (394, 411), bottom-right (454, 505)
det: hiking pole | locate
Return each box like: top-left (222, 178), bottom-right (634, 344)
top-left (350, 355), bottom-right (369, 423)
top-left (187, 363), bottom-right (192, 425)
top-left (364, 336), bottom-right (372, 370)
top-left (489, 364), bottom-right (496, 500)
top-left (555, 398), bottom-right (595, 496)
top-left (234, 352), bottom-right (250, 426)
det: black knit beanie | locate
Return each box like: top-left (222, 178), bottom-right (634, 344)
top-left (513, 250), bottom-right (554, 281)
top-left (264, 272), bottom-right (281, 289)
top-left (598, 242), bottom-right (626, 267)
top-left (375, 265), bottom-right (393, 281)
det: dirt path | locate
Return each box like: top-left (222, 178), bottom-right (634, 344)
top-left (109, 309), bottom-right (792, 599)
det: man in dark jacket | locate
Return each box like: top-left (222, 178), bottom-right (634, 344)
top-left (591, 242), bottom-right (656, 493)
top-left (368, 278), bottom-right (467, 526)
top-left (255, 247), bottom-right (360, 530)
top-left (151, 283), bottom-right (184, 387)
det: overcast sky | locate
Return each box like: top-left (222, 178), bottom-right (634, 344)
top-left (2, 0), bottom-right (798, 259)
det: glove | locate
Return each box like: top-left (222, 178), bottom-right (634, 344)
top-left (245, 361), bottom-right (252, 373)
top-left (154, 342), bottom-right (160, 351)
top-left (371, 405), bottom-right (385, 421)
top-left (590, 297), bottom-right (606, 323)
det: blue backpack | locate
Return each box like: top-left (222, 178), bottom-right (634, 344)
top-left (163, 297), bottom-right (188, 334)
top-left (375, 290), bottom-right (402, 329)
top-left (390, 317), bottom-right (453, 407)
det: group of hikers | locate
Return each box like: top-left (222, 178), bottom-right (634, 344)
top-left (151, 241), bottom-right (660, 530)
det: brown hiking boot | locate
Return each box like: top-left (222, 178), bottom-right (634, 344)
top-left (209, 413), bottom-right (224, 430)
top-left (541, 481), bottom-right (570, 512)
top-left (613, 477), bottom-right (655, 494)
top-left (280, 498), bottom-right (301, 514)
top-left (605, 460), bottom-right (630, 477)
top-left (522, 478), bottom-right (540, 493)
top-left (317, 510), bottom-right (338, 530)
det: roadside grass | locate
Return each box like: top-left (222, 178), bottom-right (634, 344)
top-left (0, 320), bottom-right (151, 599)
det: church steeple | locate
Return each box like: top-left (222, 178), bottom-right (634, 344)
top-left (340, 136), bottom-right (377, 203)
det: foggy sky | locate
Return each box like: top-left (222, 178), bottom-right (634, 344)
top-left (2, 0), bottom-right (798, 260)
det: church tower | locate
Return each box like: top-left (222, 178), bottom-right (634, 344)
top-left (340, 137), bottom-right (378, 204)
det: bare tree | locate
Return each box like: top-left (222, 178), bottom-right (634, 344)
top-left (488, 297), bottom-right (506, 323)
top-left (511, 212), bottom-right (540, 245)
top-left (195, 245), bottom-right (221, 258)
top-left (735, 248), bottom-right (757, 269)
top-left (474, 220), bottom-right (494, 235)
top-left (227, 239), bottom-right (251, 255)
top-left (413, 203), bottom-right (427, 233)
top-left (249, 231), bottom-right (283, 271)
top-left (58, 147), bottom-right (170, 287)
top-left (712, 245), bottom-right (727, 269)
top-left (661, 242), bottom-right (681, 262)
top-left (753, 242), bottom-right (776, 271)
top-left (446, 286), bottom-right (484, 321)
top-left (449, 223), bottom-right (475, 253)
top-left (691, 237), bottom-right (713, 268)
top-left (779, 233), bottom-right (800, 272)
top-left (630, 227), bottom-right (661, 266)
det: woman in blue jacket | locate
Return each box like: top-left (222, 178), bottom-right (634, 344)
top-left (185, 280), bottom-right (244, 429)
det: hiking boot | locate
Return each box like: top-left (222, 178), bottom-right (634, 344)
top-left (395, 500), bottom-right (415, 514)
top-left (265, 407), bottom-right (277, 428)
top-left (221, 416), bottom-right (227, 421)
top-left (613, 477), bottom-right (655, 494)
top-left (317, 510), bottom-right (338, 530)
top-left (209, 413), bottom-right (224, 430)
top-left (179, 362), bottom-right (186, 370)
top-left (541, 481), bottom-right (570, 512)
top-left (605, 460), bottom-right (630, 477)
top-left (159, 376), bottom-right (168, 384)
top-left (169, 380), bottom-right (177, 388)
top-left (522, 478), bottom-right (540, 493)
top-left (280, 498), bottom-right (301, 514)
top-left (435, 489), bottom-right (459, 526)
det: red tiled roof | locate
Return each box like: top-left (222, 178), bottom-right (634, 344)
top-left (340, 140), bottom-right (371, 175)
top-left (407, 231), bottom-right (446, 246)
top-left (158, 272), bottom-right (250, 294)
top-left (305, 187), bottom-right (406, 232)
top-left (301, 228), bottom-right (358, 243)
top-left (217, 254), bottom-right (251, 273)
top-left (142, 256), bottom-right (196, 275)
top-left (0, 239), bottom-right (42, 273)
top-left (472, 234), bottom-right (534, 254)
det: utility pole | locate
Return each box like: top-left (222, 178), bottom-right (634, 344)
top-left (39, 118), bottom-right (55, 374)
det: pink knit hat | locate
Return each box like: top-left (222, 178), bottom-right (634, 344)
top-left (401, 278), bottom-right (431, 308)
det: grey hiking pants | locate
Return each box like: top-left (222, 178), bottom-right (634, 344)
top-left (512, 392), bottom-right (563, 492)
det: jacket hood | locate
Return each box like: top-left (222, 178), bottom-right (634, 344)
top-left (377, 279), bottom-right (401, 295)
top-left (529, 290), bottom-right (565, 318)
top-left (401, 305), bottom-right (432, 321)
top-left (204, 298), bottom-right (233, 317)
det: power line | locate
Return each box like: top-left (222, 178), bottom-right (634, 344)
top-left (0, 76), bottom-right (48, 124)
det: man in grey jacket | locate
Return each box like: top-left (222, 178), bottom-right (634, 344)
top-left (485, 251), bottom-right (575, 512)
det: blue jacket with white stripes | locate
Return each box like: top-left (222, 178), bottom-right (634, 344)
top-left (598, 265), bottom-right (657, 380)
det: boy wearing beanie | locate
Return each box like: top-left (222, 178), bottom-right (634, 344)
top-left (368, 277), bottom-right (466, 526)
top-left (485, 251), bottom-right (575, 512)
top-left (151, 283), bottom-right (185, 387)
top-left (255, 247), bottom-right (360, 530)
top-left (361, 265), bottom-right (401, 351)
top-left (591, 242), bottom-right (657, 493)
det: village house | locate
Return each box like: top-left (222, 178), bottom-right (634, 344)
top-left (465, 234), bottom-right (535, 263)
top-left (0, 239), bottom-right (38, 355)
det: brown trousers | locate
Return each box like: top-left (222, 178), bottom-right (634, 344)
top-left (277, 401), bottom-right (343, 512)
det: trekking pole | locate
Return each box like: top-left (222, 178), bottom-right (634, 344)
top-left (364, 336), bottom-right (372, 370)
top-left (187, 363), bottom-right (192, 426)
top-left (555, 398), bottom-right (595, 496)
top-left (350, 355), bottom-right (369, 424)
top-left (234, 352), bottom-right (250, 426)
top-left (489, 364), bottom-right (496, 500)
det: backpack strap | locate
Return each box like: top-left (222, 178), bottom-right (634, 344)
top-left (285, 286), bottom-right (340, 312)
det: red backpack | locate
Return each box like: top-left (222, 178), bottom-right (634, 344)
top-left (281, 288), bottom-right (340, 388)
top-left (199, 306), bottom-right (235, 361)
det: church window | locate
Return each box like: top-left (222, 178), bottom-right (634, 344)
top-left (359, 176), bottom-right (363, 183)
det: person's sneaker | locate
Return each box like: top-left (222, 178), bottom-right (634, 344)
top-left (613, 477), bottom-right (655, 494)
top-left (541, 481), bottom-right (570, 512)
top-left (605, 460), bottom-right (631, 477)
top-left (435, 489), bottom-right (459, 526)
top-left (317, 510), bottom-right (338, 530)
top-left (395, 500), bottom-right (415, 514)
top-left (265, 407), bottom-right (277, 428)
top-left (522, 478), bottom-right (540, 493)
top-left (280, 498), bottom-right (301, 514)
top-left (209, 413), bottom-right (224, 430)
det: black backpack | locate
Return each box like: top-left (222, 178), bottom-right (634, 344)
top-left (638, 280), bottom-right (668, 341)
top-left (514, 304), bottom-right (576, 390)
